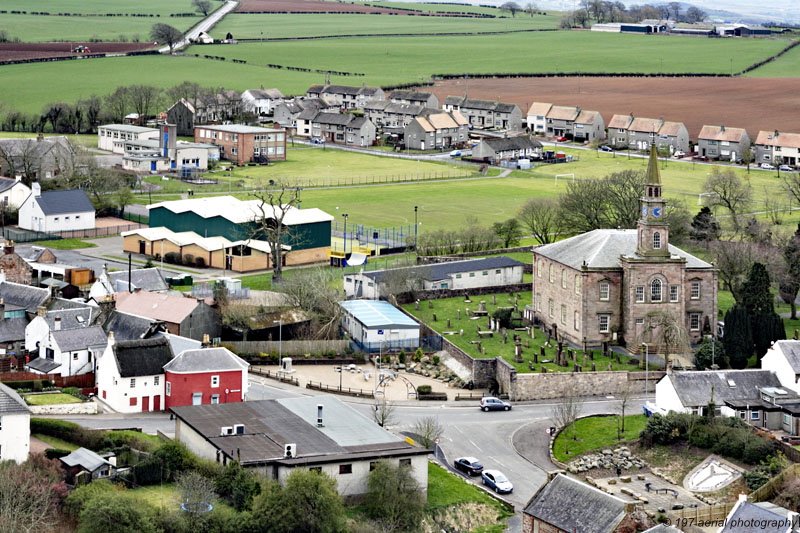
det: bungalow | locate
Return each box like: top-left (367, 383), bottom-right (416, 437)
top-left (388, 90), bottom-right (438, 109)
top-left (305, 84), bottom-right (385, 110)
top-left (472, 136), bottom-right (543, 163)
top-left (755, 130), bottom-right (800, 168)
top-left (0, 382), bottom-right (30, 463)
top-left (18, 184), bottom-right (95, 233)
top-left (403, 111), bottom-right (469, 150)
top-left (60, 448), bottom-right (116, 484)
top-left (163, 347), bottom-right (249, 409)
top-left (443, 96), bottom-right (522, 131)
top-left (339, 299), bottom-right (420, 353)
top-left (114, 290), bottom-right (221, 341)
top-left (607, 114), bottom-right (689, 153)
top-left (697, 125), bottom-right (750, 161)
top-left (311, 113), bottom-right (377, 147)
top-left (241, 88), bottom-right (285, 117)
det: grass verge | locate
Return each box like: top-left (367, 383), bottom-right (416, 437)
top-left (31, 433), bottom-right (80, 451)
top-left (553, 414), bottom-right (648, 463)
top-left (33, 238), bottom-right (97, 249)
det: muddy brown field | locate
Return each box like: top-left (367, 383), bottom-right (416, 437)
top-left (431, 76), bottom-right (800, 138)
top-left (0, 42), bottom-right (155, 62)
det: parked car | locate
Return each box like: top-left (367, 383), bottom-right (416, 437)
top-left (449, 150), bottom-right (462, 158)
top-left (761, 163), bottom-right (776, 170)
top-left (454, 457), bottom-right (484, 476)
top-left (555, 136), bottom-right (568, 142)
top-left (481, 469), bottom-right (513, 493)
top-left (599, 145), bottom-right (613, 153)
top-left (673, 150), bottom-right (686, 158)
top-left (480, 397), bottom-right (512, 411)
top-left (779, 165), bottom-right (794, 172)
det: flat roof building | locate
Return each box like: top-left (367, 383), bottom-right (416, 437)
top-left (339, 299), bottom-right (419, 353)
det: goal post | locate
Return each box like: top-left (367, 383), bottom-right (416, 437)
top-left (555, 173), bottom-right (575, 186)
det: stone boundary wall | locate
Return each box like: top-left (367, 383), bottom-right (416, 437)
top-left (416, 245), bottom-right (533, 263)
top-left (512, 371), bottom-right (646, 401)
top-left (28, 402), bottom-right (98, 415)
top-left (396, 283), bottom-right (531, 304)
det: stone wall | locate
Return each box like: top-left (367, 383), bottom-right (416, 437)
top-left (511, 371), bottom-right (645, 401)
top-left (396, 283), bottom-right (531, 304)
top-left (416, 245), bottom-right (533, 263)
top-left (495, 357), bottom-right (517, 396)
top-left (28, 402), bottom-right (98, 415)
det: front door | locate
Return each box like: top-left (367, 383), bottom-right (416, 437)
top-left (142, 396), bottom-right (150, 412)
top-left (153, 395), bottom-right (160, 411)
top-left (139, 240), bottom-right (146, 254)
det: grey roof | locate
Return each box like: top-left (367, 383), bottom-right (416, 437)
top-left (720, 501), bottom-right (789, 532)
top-left (156, 332), bottom-right (202, 356)
top-left (108, 268), bottom-right (168, 292)
top-left (163, 347), bottom-right (248, 373)
top-left (482, 137), bottom-right (542, 153)
top-left (52, 326), bottom-right (108, 352)
top-left (535, 229), bottom-right (713, 270)
top-left (33, 189), bottom-right (94, 216)
top-left (523, 474), bottom-right (628, 533)
top-left (99, 124), bottom-right (158, 134)
top-left (444, 96), bottom-right (464, 106)
top-left (667, 370), bottom-right (785, 408)
top-left (245, 88), bottom-right (283, 99)
top-left (0, 317), bottom-right (29, 343)
top-left (323, 84), bottom-right (363, 95)
top-left (45, 307), bottom-right (94, 330)
top-left (0, 382), bottom-right (30, 414)
top-left (297, 107), bottom-right (321, 120)
top-left (48, 298), bottom-right (92, 311)
top-left (384, 102), bottom-right (424, 116)
top-left (363, 256), bottom-right (525, 283)
top-left (349, 116), bottom-right (369, 129)
top-left (774, 340), bottom-right (800, 374)
top-left (16, 246), bottom-right (48, 262)
top-left (313, 112), bottom-right (355, 126)
top-left (363, 100), bottom-right (388, 112)
top-left (60, 447), bottom-right (111, 472)
top-left (40, 278), bottom-right (69, 289)
top-left (27, 357), bottom-right (61, 373)
top-left (0, 137), bottom-right (74, 161)
top-left (495, 102), bottom-right (519, 113)
top-left (0, 282), bottom-right (49, 313)
top-left (643, 526), bottom-right (683, 533)
top-left (103, 311), bottom-right (164, 342)
top-left (0, 177), bottom-right (20, 193)
top-left (389, 90), bottom-right (434, 102)
top-left (201, 124), bottom-right (282, 134)
top-left (461, 98), bottom-right (498, 111)
top-left (112, 336), bottom-right (174, 377)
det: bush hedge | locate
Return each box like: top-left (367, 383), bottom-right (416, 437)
top-left (31, 418), bottom-right (109, 451)
top-left (2, 379), bottom-right (49, 390)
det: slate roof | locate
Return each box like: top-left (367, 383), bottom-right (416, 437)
top-left (245, 88), bottom-right (283, 99)
top-left (201, 124), bottom-right (281, 134)
top-left (33, 189), bottom-right (94, 216)
top-left (111, 336), bottom-right (174, 378)
top-left (44, 307), bottom-right (94, 330)
top-left (156, 332), bottom-right (202, 356)
top-left (481, 137), bottom-right (542, 153)
top-left (16, 246), bottom-right (49, 263)
top-left (0, 177), bottom-right (21, 193)
top-left (523, 474), bottom-right (629, 533)
top-left (103, 311), bottom-right (164, 342)
top-left (324, 84), bottom-right (363, 95)
top-left (443, 96), bottom-right (464, 106)
top-left (0, 382), bottom-right (30, 415)
top-left (163, 347), bottom-right (248, 373)
top-left (643, 525), bottom-right (683, 532)
top-left (362, 256), bottom-right (525, 284)
top-left (461, 98), bottom-right (499, 111)
top-left (52, 326), bottom-right (107, 352)
top-left (698, 125), bottom-right (748, 143)
top-left (384, 103), bottom-right (424, 116)
top-left (494, 102), bottom-right (519, 113)
top-left (720, 501), bottom-right (790, 532)
top-left (0, 317), bottom-right (29, 343)
top-left (108, 268), bottom-right (168, 292)
top-left (313, 112), bottom-right (356, 126)
top-left (535, 229), bottom-right (712, 270)
top-left (48, 298), bottom-right (91, 311)
top-left (666, 370), bottom-right (785, 408)
top-left (60, 448), bottom-right (112, 473)
top-left (27, 357), bottom-right (61, 374)
top-left (773, 340), bottom-right (800, 374)
top-left (0, 137), bottom-right (74, 161)
top-left (389, 90), bottom-right (434, 102)
top-left (0, 282), bottom-right (49, 313)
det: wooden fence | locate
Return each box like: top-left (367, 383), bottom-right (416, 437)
top-left (250, 368), bottom-right (299, 386)
top-left (750, 463), bottom-right (800, 502)
top-left (664, 502), bottom-right (736, 533)
top-left (0, 371), bottom-right (94, 388)
top-left (306, 381), bottom-right (374, 399)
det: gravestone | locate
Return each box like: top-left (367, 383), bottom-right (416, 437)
top-left (795, 329), bottom-right (798, 340)
top-left (608, 362), bottom-right (612, 371)
top-left (583, 354), bottom-right (587, 367)
top-left (602, 341), bottom-right (609, 357)
top-left (476, 341), bottom-right (482, 352)
top-left (459, 329), bottom-right (464, 336)
top-left (615, 352), bottom-right (621, 364)
top-left (592, 362), bottom-right (596, 372)
top-left (492, 294), bottom-right (496, 305)
top-left (502, 330), bottom-right (507, 344)
top-left (540, 346), bottom-right (546, 360)
top-left (428, 300), bottom-right (433, 309)
top-left (589, 350), bottom-right (594, 361)
top-left (525, 339), bottom-right (530, 348)
top-left (534, 351), bottom-right (538, 364)
top-left (542, 366), bottom-right (547, 373)
top-left (447, 319), bottom-right (451, 328)
top-left (514, 343), bottom-right (523, 362)
top-left (433, 313), bottom-right (437, 322)
top-left (415, 301), bottom-right (419, 311)
top-left (457, 309), bottom-right (461, 320)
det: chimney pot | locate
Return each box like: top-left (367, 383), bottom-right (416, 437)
top-left (202, 333), bottom-right (210, 346)
top-left (54, 317), bottom-right (61, 330)
top-left (37, 306), bottom-right (46, 317)
top-left (738, 493), bottom-right (748, 503)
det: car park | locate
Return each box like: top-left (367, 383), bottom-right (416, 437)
top-left (481, 470), bottom-right (513, 493)
top-left (761, 163), bottom-right (776, 170)
top-left (454, 457), bottom-right (484, 476)
top-left (480, 397), bottom-right (512, 411)
top-left (779, 165), bottom-right (794, 172)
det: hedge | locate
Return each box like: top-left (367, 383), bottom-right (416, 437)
top-left (2, 380), bottom-right (49, 390)
top-left (31, 418), bottom-right (109, 451)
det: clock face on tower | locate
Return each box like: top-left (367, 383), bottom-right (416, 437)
top-left (641, 206), bottom-right (648, 217)
top-left (653, 207), bottom-right (662, 217)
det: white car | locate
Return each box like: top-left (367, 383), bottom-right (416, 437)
top-left (673, 151), bottom-right (686, 158)
top-left (481, 469), bottom-right (513, 493)
top-left (761, 163), bottom-right (776, 170)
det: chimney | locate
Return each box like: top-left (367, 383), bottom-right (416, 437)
top-left (317, 404), bottom-right (324, 427)
top-left (720, 125), bottom-right (726, 132)
top-left (37, 132), bottom-right (43, 142)
top-left (738, 493), bottom-right (748, 503)
top-left (54, 316), bottom-right (61, 330)
top-left (108, 331), bottom-right (115, 346)
top-left (3, 240), bottom-right (13, 255)
top-left (14, 175), bottom-right (21, 182)
top-left (0, 298), bottom-right (4, 316)
top-left (37, 305), bottom-right (47, 317)
top-left (32, 182), bottom-right (41, 197)
top-left (0, 270), bottom-right (5, 284)
top-left (102, 263), bottom-right (109, 280)
top-left (202, 333), bottom-right (211, 347)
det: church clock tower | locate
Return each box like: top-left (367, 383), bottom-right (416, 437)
top-left (637, 146), bottom-right (670, 257)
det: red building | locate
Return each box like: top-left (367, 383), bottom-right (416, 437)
top-left (163, 347), bottom-right (249, 409)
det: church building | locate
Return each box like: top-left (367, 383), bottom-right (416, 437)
top-left (532, 146), bottom-right (717, 351)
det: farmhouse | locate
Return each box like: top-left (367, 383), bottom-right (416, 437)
top-left (97, 124), bottom-right (159, 154)
top-left (755, 130), bottom-right (800, 167)
top-left (195, 124), bottom-right (286, 163)
top-left (607, 114), bottom-right (689, 153)
top-left (404, 111), bottom-right (469, 150)
top-left (310, 112), bottom-right (377, 147)
top-left (0, 135), bottom-right (75, 180)
top-left (443, 96), bottom-right (522, 131)
top-left (171, 396), bottom-right (430, 498)
top-left (533, 147), bottom-right (716, 350)
top-left (472, 136), bottom-right (543, 163)
top-left (163, 347), bottom-right (249, 409)
top-left (388, 90), bottom-right (438, 109)
top-left (0, 382), bottom-right (30, 463)
top-left (697, 125), bottom-right (750, 161)
top-left (114, 290), bottom-right (220, 341)
top-left (343, 256), bottom-right (525, 299)
top-left (0, 177), bottom-right (31, 209)
top-left (241, 88), bottom-right (285, 117)
top-left (18, 184), bottom-right (95, 233)
top-left (339, 299), bottom-right (420, 353)
top-left (146, 195), bottom-right (332, 266)
top-left (305, 84), bottom-right (385, 110)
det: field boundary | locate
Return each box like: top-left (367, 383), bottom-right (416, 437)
top-left (738, 38), bottom-right (800, 75)
top-left (229, 27), bottom-right (558, 42)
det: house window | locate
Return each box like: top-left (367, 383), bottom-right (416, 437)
top-left (574, 311), bottom-right (579, 331)
top-left (495, 269), bottom-right (501, 274)
top-left (536, 295), bottom-right (541, 311)
top-left (231, 146), bottom-right (237, 155)
top-left (482, 271), bottom-right (488, 276)
top-left (166, 382), bottom-right (171, 396)
top-left (670, 285), bottom-right (679, 302)
top-left (0, 416), bottom-right (2, 430)
top-left (653, 232), bottom-right (661, 249)
top-left (651, 279), bottom-right (662, 302)
top-left (785, 413), bottom-right (791, 425)
top-left (549, 264), bottom-right (554, 283)
top-left (130, 378), bottom-right (135, 388)
top-left (537, 260), bottom-right (542, 278)
top-left (369, 461), bottom-right (378, 471)
top-left (211, 394), bottom-right (220, 404)
top-left (561, 305), bottom-right (567, 324)
top-left (54, 217), bottom-right (59, 221)
top-left (455, 274), bottom-right (461, 279)
top-left (574, 276), bottom-right (581, 295)
top-left (599, 315), bottom-right (610, 333)
top-left (399, 458), bottom-right (411, 467)
top-left (548, 299), bottom-right (554, 318)
top-left (211, 375), bottom-right (219, 388)
top-left (130, 397), bottom-right (137, 406)
top-left (599, 282), bottom-right (609, 301)
top-left (635, 286), bottom-right (644, 303)
top-left (690, 313), bottom-right (700, 331)
top-left (73, 352), bottom-right (78, 360)
top-left (636, 318), bottom-right (644, 325)
top-left (469, 272), bottom-right (475, 277)
top-left (339, 464), bottom-right (352, 475)
top-left (691, 282), bottom-right (700, 300)
top-left (154, 376), bottom-right (159, 386)
top-left (751, 411), bottom-right (760, 421)
top-left (561, 270), bottom-right (567, 289)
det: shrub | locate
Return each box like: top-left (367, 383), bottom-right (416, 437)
top-left (688, 424), bottom-right (717, 449)
top-left (251, 470), bottom-right (344, 533)
top-left (743, 468), bottom-right (772, 491)
top-left (327, 350), bottom-right (336, 359)
top-left (492, 307), bottom-right (513, 329)
top-left (182, 253), bottom-right (194, 266)
top-left (31, 418), bottom-right (107, 451)
top-left (64, 479), bottom-right (120, 518)
top-left (78, 491), bottom-right (158, 533)
top-left (712, 431), bottom-right (745, 460)
top-left (216, 462), bottom-right (261, 511)
top-left (132, 457), bottom-right (164, 486)
top-left (44, 448), bottom-right (70, 460)
top-left (398, 350), bottom-right (406, 364)
top-left (433, 355), bottom-right (440, 365)
top-left (416, 385), bottom-right (432, 395)
top-left (195, 257), bottom-right (206, 268)
top-left (164, 252), bottom-right (178, 264)
top-left (414, 347), bottom-right (424, 362)
top-left (639, 413), bottom-right (681, 445)
top-left (364, 461), bottom-right (424, 531)
top-left (1, 380), bottom-right (48, 390)
top-left (153, 440), bottom-right (196, 481)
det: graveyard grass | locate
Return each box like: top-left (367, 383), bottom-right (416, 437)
top-left (552, 414), bottom-right (649, 463)
top-left (403, 291), bottom-right (639, 374)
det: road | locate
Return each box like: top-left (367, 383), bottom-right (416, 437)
top-left (159, 0), bottom-right (238, 54)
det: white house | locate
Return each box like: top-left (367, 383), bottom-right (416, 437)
top-left (25, 306), bottom-right (97, 365)
top-left (27, 322), bottom-right (107, 377)
top-left (95, 335), bottom-right (174, 413)
top-left (241, 89), bottom-right (285, 117)
top-left (762, 340), bottom-right (800, 395)
top-left (0, 177), bottom-right (31, 210)
top-left (0, 382), bottom-right (30, 463)
top-left (338, 299), bottom-right (420, 353)
top-left (18, 184), bottom-right (95, 233)
top-left (97, 124), bottom-right (159, 154)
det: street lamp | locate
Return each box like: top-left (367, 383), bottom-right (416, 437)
top-left (414, 205), bottom-right (418, 251)
top-left (342, 213), bottom-right (348, 253)
top-left (273, 319), bottom-right (283, 361)
top-left (642, 342), bottom-right (649, 405)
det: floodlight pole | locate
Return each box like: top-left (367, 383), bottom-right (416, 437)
top-left (342, 213), bottom-right (348, 254)
top-left (414, 205), bottom-right (418, 251)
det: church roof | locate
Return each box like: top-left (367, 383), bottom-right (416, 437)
top-left (535, 229), bottom-right (712, 270)
top-left (646, 145), bottom-right (661, 185)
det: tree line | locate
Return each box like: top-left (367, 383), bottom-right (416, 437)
top-left (560, 1), bottom-right (706, 29)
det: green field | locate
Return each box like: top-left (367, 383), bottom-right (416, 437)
top-left (211, 12), bottom-right (558, 39)
top-left (746, 42), bottom-right (800, 77)
top-left (0, 0), bottom-right (207, 42)
top-left (365, 2), bottom-right (510, 15)
top-left (553, 414), bottom-right (648, 463)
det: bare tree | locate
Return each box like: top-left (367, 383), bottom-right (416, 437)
top-left (525, 2), bottom-right (538, 16)
top-left (0, 459), bottom-right (66, 533)
top-left (104, 86), bottom-right (130, 123)
top-left (381, 265), bottom-right (428, 305)
top-left (500, 2), bottom-right (522, 17)
top-left (783, 173), bottom-right (800, 206)
top-left (127, 85), bottom-right (162, 122)
top-left (518, 198), bottom-right (562, 244)
top-left (150, 23), bottom-right (183, 54)
top-left (373, 399), bottom-right (396, 428)
top-left (617, 382), bottom-right (633, 439)
top-left (703, 168), bottom-right (753, 230)
top-left (685, 6), bottom-right (707, 22)
top-left (559, 170), bottom-right (646, 232)
top-left (413, 416), bottom-right (444, 448)
top-left (251, 182), bottom-right (302, 282)
top-left (639, 310), bottom-right (692, 368)
top-left (192, 0), bottom-right (213, 16)
top-left (763, 186), bottom-right (786, 226)
top-left (741, 147), bottom-right (754, 173)
top-left (668, 1), bottom-right (681, 19)
top-left (551, 392), bottom-right (583, 455)
top-left (176, 470), bottom-right (216, 524)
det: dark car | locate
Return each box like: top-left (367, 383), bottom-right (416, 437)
top-left (454, 457), bottom-right (484, 476)
top-left (599, 145), bottom-right (614, 153)
top-left (480, 397), bottom-right (512, 412)
top-left (481, 469), bottom-right (513, 493)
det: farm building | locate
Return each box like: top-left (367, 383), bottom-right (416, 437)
top-left (697, 125), bottom-right (750, 161)
top-left (146, 196), bottom-right (332, 266)
top-left (339, 299), bottom-right (420, 353)
top-left (472, 137), bottom-right (543, 163)
top-left (590, 21), bottom-right (667, 33)
top-left (343, 256), bottom-right (525, 299)
top-left (404, 111), bottom-right (469, 150)
top-left (97, 124), bottom-right (159, 154)
top-left (715, 24), bottom-right (772, 37)
top-left (195, 124), bottom-right (286, 163)
top-left (755, 130), bottom-right (800, 167)
top-left (18, 184), bottom-right (95, 233)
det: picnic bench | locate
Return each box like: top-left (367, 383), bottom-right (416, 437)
top-left (645, 483), bottom-right (678, 498)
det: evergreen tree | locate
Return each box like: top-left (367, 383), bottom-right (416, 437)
top-left (780, 223), bottom-right (800, 320)
top-left (741, 262), bottom-right (773, 314)
top-left (690, 206), bottom-right (720, 242)
top-left (724, 305), bottom-right (753, 369)
top-left (694, 337), bottom-right (727, 369)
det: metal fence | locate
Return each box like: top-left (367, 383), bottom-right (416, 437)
top-left (250, 367), bottom-right (300, 386)
top-left (351, 336), bottom-right (442, 354)
top-left (331, 221), bottom-right (415, 254)
top-left (306, 380), bottom-right (375, 398)
top-left (3, 222), bottom-right (144, 243)
top-left (191, 284), bottom-right (250, 300)
top-left (229, 339), bottom-right (350, 355)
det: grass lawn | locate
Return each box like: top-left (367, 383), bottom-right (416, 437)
top-left (33, 238), bottom-right (97, 249)
top-left (106, 430), bottom-right (164, 453)
top-left (237, 272), bottom-right (272, 291)
top-left (23, 392), bottom-right (82, 405)
top-left (130, 483), bottom-right (180, 509)
top-left (426, 462), bottom-right (513, 517)
top-left (403, 290), bottom-right (640, 373)
top-left (31, 433), bottom-right (80, 451)
top-left (553, 414), bottom-right (648, 463)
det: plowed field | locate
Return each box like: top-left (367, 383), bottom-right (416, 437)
top-left (0, 42), bottom-right (154, 61)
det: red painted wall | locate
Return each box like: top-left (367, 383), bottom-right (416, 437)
top-left (164, 369), bottom-right (245, 409)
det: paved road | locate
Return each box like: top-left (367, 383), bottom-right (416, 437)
top-left (159, 0), bottom-right (238, 54)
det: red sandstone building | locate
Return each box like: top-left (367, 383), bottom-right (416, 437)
top-left (163, 347), bottom-right (249, 409)
top-left (194, 124), bottom-right (286, 164)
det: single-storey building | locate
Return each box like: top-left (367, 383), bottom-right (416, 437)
top-left (171, 396), bottom-right (431, 497)
top-left (755, 130), bottom-right (800, 167)
top-left (114, 290), bottom-right (220, 341)
top-left (697, 125), bottom-right (750, 161)
top-left (472, 137), bottom-right (543, 162)
top-left (60, 447), bottom-right (116, 483)
top-left (339, 299), bottom-right (420, 353)
top-left (18, 184), bottom-right (95, 233)
top-left (0, 382), bottom-right (30, 463)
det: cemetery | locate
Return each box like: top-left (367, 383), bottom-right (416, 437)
top-left (403, 291), bottom-right (641, 374)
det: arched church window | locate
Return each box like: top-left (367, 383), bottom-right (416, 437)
top-left (651, 279), bottom-right (662, 302)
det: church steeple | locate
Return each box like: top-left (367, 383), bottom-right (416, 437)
top-left (637, 146), bottom-right (669, 257)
